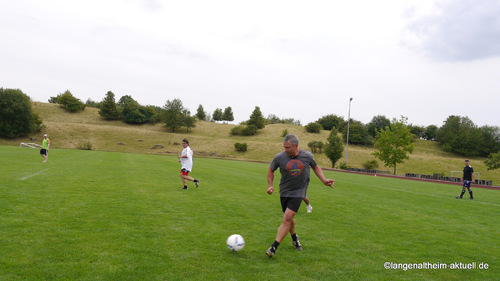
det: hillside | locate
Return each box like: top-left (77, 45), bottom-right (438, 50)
top-left (2, 102), bottom-right (498, 184)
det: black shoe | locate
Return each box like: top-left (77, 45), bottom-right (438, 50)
top-left (182, 186), bottom-right (188, 190)
top-left (195, 180), bottom-right (199, 188)
top-left (455, 196), bottom-right (462, 199)
top-left (266, 246), bottom-right (276, 257)
top-left (293, 238), bottom-right (303, 251)
top-left (469, 197), bottom-right (474, 200)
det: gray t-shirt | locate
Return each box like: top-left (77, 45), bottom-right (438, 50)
top-left (269, 150), bottom-right (317, 197)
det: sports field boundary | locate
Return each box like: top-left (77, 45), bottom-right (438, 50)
top-left (324, 167), bottom-right (500, 190)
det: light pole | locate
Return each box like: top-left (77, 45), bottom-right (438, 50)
top-left (345, 97), bottom-right (353, 164)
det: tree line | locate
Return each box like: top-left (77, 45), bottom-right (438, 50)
top-left (1, 87), bottom-right (499, 171)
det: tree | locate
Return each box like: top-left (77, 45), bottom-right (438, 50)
top-left (163, 98), bottom-right (185, 132)
top-left (0, 88), bottom-right (42, 138)
top-left (436, 115), bottom-right (483, 156)
top-left (324, 128), bottom-right (344, 168)
top-left (222, 106), bottom-right (234, 123)
top-left (247, 106), bottom-right (265, 129)
top-left (317, 114), bottom-right (344, 131)
top-left (372, 116), bottom-right (415, 175)
top-left (484, 152), bottom-right (500, 170)
top-left (478, 125), bottom-right (500, 157)
top-left (196, 104), bottom-right (207, 121)
top-left (342, 120), bottom-right (372, 145)
top-left (99, 91), bottom-right (120, 120)
top-left (408, 124), bottom-right (425, 139)
top-left (121, 100), bottom-right (148, 124)
top-left (212, 108), bottom-right (223, 123)
top-left (182, 109), bottom-right (196, 132)
top-left (423, 125), bottom-right (438, 140)
top-left (57, 90), bottom-right (85, 112)
top-left (366, 115), bottom-right (391, 138)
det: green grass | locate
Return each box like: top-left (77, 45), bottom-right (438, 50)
top-left (1, 145), bottom-right (499, 280)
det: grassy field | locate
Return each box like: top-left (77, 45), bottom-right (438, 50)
top-left (0, 102), bottom-right (498, 185)
top-left (1, 146), bottom-right (499, 280)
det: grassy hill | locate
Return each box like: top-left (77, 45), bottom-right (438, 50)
top-left (2, 102), bottom-right (498, 184)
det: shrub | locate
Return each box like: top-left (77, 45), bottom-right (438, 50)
top-left (339, 162), bottom-right (350, 170)
top-left (362, 159), bottom-right (379, 170)
top-left (305, 122), bottom-right (323, 133)
top-left (234, 142), bottom-right (248, 152)
top-left (0, 88), bottom-right (41, 138)
top-left (281, 129), bottom-right (288, 138)
top-left (231, 125), bottom-right (258, 136)
top-left (78, 141), bottom-right (93, 150)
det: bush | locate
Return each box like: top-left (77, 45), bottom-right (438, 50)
top-left (78, 141), bottom-right (93, 150)
top-left (231, 125), bottom-right (258, 136)
top-left (281, 129), bottom-right (288, 138)
top-left (0, 88), bottom-right (41, 138)
top-left (57, 90), bottom-right (85, 112)
top-left (234, 142), bottom-right (248, 152)
top-left (362, 159), bottom-right (379, 170)
top-left (307, 141), bottom-right (324, 153)
top-left (305, 122), bottom-right (323, 133)
top-left (339, 162), bottom-right (350, 170)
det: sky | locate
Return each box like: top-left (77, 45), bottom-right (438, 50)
top-left (1, 0), bottom-right (500, 127)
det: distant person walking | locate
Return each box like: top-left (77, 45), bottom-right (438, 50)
top-left (456, 159), bottom-right (474, 200)
top-left (178, 139), bottom-right (200, 190)
top-left (40, 134), bottom-right (50, 163)
top-left (266, 134), bottom-right (334, 257)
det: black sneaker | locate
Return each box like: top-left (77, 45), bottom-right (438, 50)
top-left (469, 197), bottom-right (474, 200)
top-left (266, 246), bottom-right (276, 257)
top-left (182, 186), bottom-right (188, 190)
top-left (195, 180), bottom-right (199, 188)
top-left (293, 238), bottom-right (303, 251)
top-left (455, 196), bottom-right (462, 199)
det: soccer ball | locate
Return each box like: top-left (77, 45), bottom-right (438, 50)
top-left (226, 234), bottom-right (245, 252)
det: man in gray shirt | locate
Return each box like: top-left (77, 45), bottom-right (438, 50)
top-left (266, 134), bottom-right (335, 257)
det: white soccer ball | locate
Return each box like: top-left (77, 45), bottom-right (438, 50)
top-left (226, 234), bottom-right (245, 252)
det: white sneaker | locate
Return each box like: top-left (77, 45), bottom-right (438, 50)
top-left (307, 204), bottom-right (313, 213)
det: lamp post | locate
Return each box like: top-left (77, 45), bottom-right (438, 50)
top-left (345, 98), bottom-right (353, 164)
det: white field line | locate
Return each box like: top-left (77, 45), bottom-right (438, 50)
top-left (19, 168), bottom-right (52, 181)
top-left (338, 180), bottom-right (500, 208)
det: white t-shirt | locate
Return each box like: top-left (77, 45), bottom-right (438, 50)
top-left (180, 146), bottom-right (193, 171)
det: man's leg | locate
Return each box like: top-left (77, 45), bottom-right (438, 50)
top-left (266, 208), bottom-right (296, 257)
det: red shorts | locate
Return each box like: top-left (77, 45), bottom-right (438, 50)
top-left (181, 168), bottom-right (190, 176)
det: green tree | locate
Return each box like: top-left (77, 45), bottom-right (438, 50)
top-left (342, 120), bottom-right (372, 145)
top-left (163, 98), bottom-right (185, 132)
top-left (247, 106), bottom-right (265, 129)
top-left (0, 88), bottom-right (42, 138)
top-left (324, 128), bottom-right (344, 168)
top-left (99, 91), bottom-right (120, 120)
top-left (372, 116), bottom-right (415, 175)
top-left (367, 115), bottom-right (391, 138)
top-left (423, 125), bottom-right (438, 140)
top-left (222, 106), bottom-right (234, 123)
top-left (196, 104), bottom-right (207, 121)
top-left (213, 108), bottom-right (223, 123)
top-left (317, 114), bottom-right (344, 131)
top-left (484, 152), bottom-right (500, 170)
top-left (182, 109), bottom-right (196, 132)
top-left (57, 90), bottom-right (85, 112)
top-left (436, 116), bottom-right (483, 156)
top-left (478, 125), bottom-right (500, 157)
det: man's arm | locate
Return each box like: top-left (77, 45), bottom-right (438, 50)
top-left (312, 165), bottom-right (334, 188)
top-left (267, 167), bottom-right (275, 194)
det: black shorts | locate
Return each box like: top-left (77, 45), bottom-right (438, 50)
top-left (280, 197), bottom-right (303, 213)
top-left (40, 149), bottom-right (47, 155)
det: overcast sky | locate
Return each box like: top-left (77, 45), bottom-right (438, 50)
top-left (2, 0), bottom-right (500, 127)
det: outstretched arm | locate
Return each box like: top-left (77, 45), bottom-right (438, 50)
top-left (312, 165), bottom-right (334, 188)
